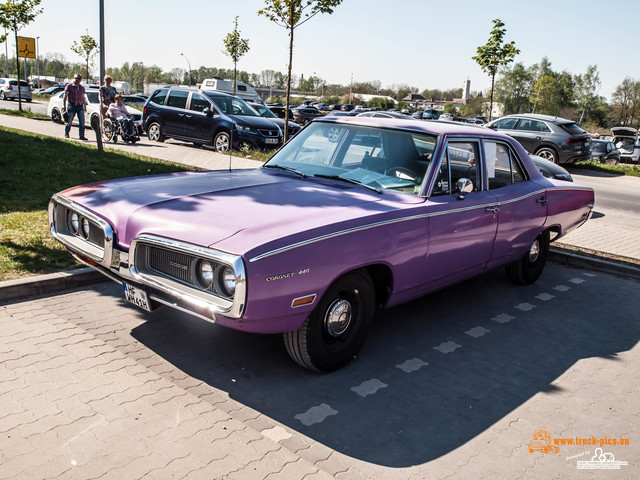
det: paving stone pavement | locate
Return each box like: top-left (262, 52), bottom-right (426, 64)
top-left (1, 264), bottom-right (638, 479)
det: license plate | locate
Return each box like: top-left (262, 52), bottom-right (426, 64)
top-left (123, 282), bottom-right (151, 311)
top-left (265, 138), bottom-right (279, 144)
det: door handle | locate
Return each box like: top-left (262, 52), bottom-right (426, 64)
top-left (536, 196), bottom-right (548, 205)
top-left (485, 206), bottom-right (499, 212)
top-left (178, 113), bottom-right (184, 117)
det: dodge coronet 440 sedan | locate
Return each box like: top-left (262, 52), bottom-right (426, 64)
top-left (49, 118), bottom-right (595, 372)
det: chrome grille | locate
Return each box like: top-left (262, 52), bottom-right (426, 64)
top-left (147, 247), bottom-right (193, 283)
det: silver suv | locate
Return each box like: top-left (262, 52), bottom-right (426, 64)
top-left (0, 78), bottom-right (32, 102)
top-left (485, 113), bottom-right (591, 164)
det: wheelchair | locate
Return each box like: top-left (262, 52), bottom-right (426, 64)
top-left (101, 115), bottom-right (140, 144)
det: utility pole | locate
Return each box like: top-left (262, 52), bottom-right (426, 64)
top-left (36, 35), bottom-right (39, 83)
top-left (99, 0), bottom-right (105, 84)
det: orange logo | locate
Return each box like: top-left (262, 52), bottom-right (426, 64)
top-left (528, 428), bottom-right (560, 454)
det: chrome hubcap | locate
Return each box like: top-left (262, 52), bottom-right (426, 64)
top-left (324, 298), bottom-right (352, 337)
top-left (529, 239), bottom-right (540, 262)
top-left (216, 135), bottom-right (229, 151)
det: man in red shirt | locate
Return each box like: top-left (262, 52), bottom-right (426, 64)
top-left (63, 73), bottom-right (88, 140)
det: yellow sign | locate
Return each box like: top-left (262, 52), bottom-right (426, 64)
top-left (17, 36), bottom-right (36, 59)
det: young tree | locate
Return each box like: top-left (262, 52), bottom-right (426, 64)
top-left (472, 18), bottom-right (520, 120)
top-left (575, 65), bottom-right (601, 123)
top-left (0, 0), bottom-right (42, 111)
top-left (70, 31), bottom-right (98, 80)
top-left (258, 0), bottom-right (342, 142)
top-left (223, 16), bottom-right (250, 96)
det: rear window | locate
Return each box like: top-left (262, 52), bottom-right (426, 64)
top-left (560, 123), bottom-right (586, 135)
top-left (9, 80), bottom-right (29, 87)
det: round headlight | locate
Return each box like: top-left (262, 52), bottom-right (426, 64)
top-left (81, 218), bottom-right (90, 238)
top-left (219, 266), bottom-right (236, 296)
top-left (69, 212), bottom-right (79, 234)
top-left (198, 261), bottom-right (214, 288)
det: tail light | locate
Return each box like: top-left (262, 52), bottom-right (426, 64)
top-left (564, 137), bottom-right (588, 144)
top-left (7, 85), bottom-right (12, 90)
top-left (143, 106), bottom-right (146, 114)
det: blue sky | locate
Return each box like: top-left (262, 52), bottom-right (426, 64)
top-left (8, 0), bottom-right (639, 100)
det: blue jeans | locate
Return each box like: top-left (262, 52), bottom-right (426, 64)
top-left (64, 103), bottom-right (85, 137)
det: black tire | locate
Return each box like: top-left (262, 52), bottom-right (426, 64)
top-left (214, 131), bottom-right (231, 152)
top-left (147, 122), bottom-right (164, 142)
top-left (0, 92), bottom-right (5, 100)
top-left (506, 231), bottom-right (550, 285)
top-left (284, 270), bottom-right (375, 372)
top-left (51, 108), bottom-right (63, 124)
top-left (535, 147), bottom-right (559, 164)
top-left (26, 99), bottom-right (32, 103)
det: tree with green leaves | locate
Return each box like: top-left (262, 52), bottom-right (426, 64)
top-left (472, 18), bottom-right (520, 120)
top-left (0, 0), bottom-right (42, 111)
top-left (70, 31), bottom-right (98, 80)
top-left (223, 16), bottom-right (250, 96)
top-left (258, 0), bottom-right (342, 142)
top-left (494, 62), bottom-right (534, 114)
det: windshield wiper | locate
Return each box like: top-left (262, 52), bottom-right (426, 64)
top-left (263, 164), bottom-right (307, 178)
top-left (313, 174), bottom-right (381, 194)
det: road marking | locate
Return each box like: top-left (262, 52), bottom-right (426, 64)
top-left (553, 285), bottom-right (571, 292)
top-left (351, 379), bottom-right (388, 397)
top-left (434, 341), bottom-right (462, 354)
top-left (465, 326), bottom-right (490, 338)
top-left (515, 303), bottom-right (536, 311)
top-left (261, 425), bottom-right (293, 443)
top-left (535, 293), bottom-right (555, 301)
top-left (569, 277), bottom-right (586, 284)
top-left (492, 313), bottom-right (514, 324)
top-left (396, 358), bottom-right (429, 373)
top-left (294, 404), bottom-right (338, 426)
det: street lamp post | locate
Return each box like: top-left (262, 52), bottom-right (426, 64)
top-left (36, 36), bottom-right (40, 84)
top-left (180, 53), bottom-right (192, 86)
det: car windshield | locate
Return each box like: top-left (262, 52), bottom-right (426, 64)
top-left (264, 122), bottom-right (438, 196)
top-left (205, 93), bottom-right (258, 116)
top-left (252, 104), bottom-right (277, 118)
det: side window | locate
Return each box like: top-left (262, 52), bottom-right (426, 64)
top-left (150, 89), bottom-right (167, 106)
top-left (515, 119), bottom-right (535, 131)
top-left (189, 93), bottom-right (210, 113)
top-left (432, 142), bottom-right (480, 196)
top-left (493, 118), bottom-right (518, 130)
top-left (486, 141), bottom-right (526, 190)
top-left (166, 90), bottom-right (189, 109)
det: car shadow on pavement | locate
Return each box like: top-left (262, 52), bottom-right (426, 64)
top-left (116, 264), bottom-right (640, 467)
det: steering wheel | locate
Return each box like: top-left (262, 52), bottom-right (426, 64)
top-left (385, 166), bottom-right (420, 183)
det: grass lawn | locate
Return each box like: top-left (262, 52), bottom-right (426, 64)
top-left (573, 159), bottom-right (640, 177)
top-left (0, 126), bottom-right (195, 281)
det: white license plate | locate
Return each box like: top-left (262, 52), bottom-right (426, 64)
top-left (123, 282), bottom-right (151, 311)
top-left (265, 138), bottom-right (279, 144)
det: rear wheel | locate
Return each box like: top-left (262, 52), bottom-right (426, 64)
top-left (0, 92), bottom-right (5, 100)
top-left (147, 122), bottom-right (164, 142)
top-left (506, 231), bottom-right (550, 285)
top-left (535, 147), bottom-right (558, 164)
top-left (284, 270), bottom-right (375, 372)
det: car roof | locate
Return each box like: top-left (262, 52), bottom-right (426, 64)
top-left (501, 113), bottom-right (575, 125)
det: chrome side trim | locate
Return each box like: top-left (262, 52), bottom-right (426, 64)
top-left (129, 234), bottom-right (246, 318)
top-left (48, 193), bottom-right (114, 266)
top-left (249, 201), bottom-right (499, 262)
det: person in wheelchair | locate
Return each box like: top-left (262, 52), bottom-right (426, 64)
top-left (107, 94), bottom-right (138, 142)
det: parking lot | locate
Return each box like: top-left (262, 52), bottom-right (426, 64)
top-left (2, 261), bottom-right (638, 479)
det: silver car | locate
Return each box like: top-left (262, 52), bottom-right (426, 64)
top-left (0, 78), bottom-right (32, 102)
top-left (611, 127), bottom-right (640, 163)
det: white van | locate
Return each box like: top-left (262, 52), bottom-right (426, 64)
top-left (200, 78), bottom-right (263, 104)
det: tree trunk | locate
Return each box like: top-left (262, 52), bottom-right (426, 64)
top-left (489, 74), bottom-right (495, 121)
top-left (13, 25), bottom-right (22, 112)
top-left (233, 60), bottom-right (237, 96)
top-left (284, 6), bottom-right (295, 144)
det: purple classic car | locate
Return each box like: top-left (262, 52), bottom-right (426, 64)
top-left (49, 117), bottom-right (594, 372)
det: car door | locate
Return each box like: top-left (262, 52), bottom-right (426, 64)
top-left (483, 140), bottom-right (547, 268)
top-left (184, 92), bottom-right (216, 142)
top-left (420, 139), bottom-right (498, 291)
top-left (511, 119), bottom-right (550, 153)
top-left (163, 90), bottom-right (190, 137)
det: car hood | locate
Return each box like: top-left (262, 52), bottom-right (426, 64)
top-left (60, 169), bottom-right (394, 253)
top-left (229, 114), bottom-right (281, 130)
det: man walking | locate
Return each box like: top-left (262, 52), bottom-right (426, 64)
top-left (63, 73), bottom-right (88, 140)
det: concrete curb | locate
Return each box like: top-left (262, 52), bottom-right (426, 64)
top-left (1, 248), bottom-right (638, 304)
top-left (0, 267), bottom-right (106, 302)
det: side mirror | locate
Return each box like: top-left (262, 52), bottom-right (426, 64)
top-left (487, 124), bottom-right (497, 130)
top-left (456, 178), bottom-right (474, 200)
top-left (203, 107), bottom-right (214, 116)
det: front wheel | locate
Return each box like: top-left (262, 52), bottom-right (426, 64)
top-left (535, 147), bottom-right (559, 164)
top-left (51, 108), bottom-right (62, 124)
top-left (147, 122), bottom-right (164, 142)
top-left (214, 131), bottom-right (231, 152)
top-left (506, 231), bottom-right (550, 285)
top-left (284, 270), bottom-right (375, 372)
